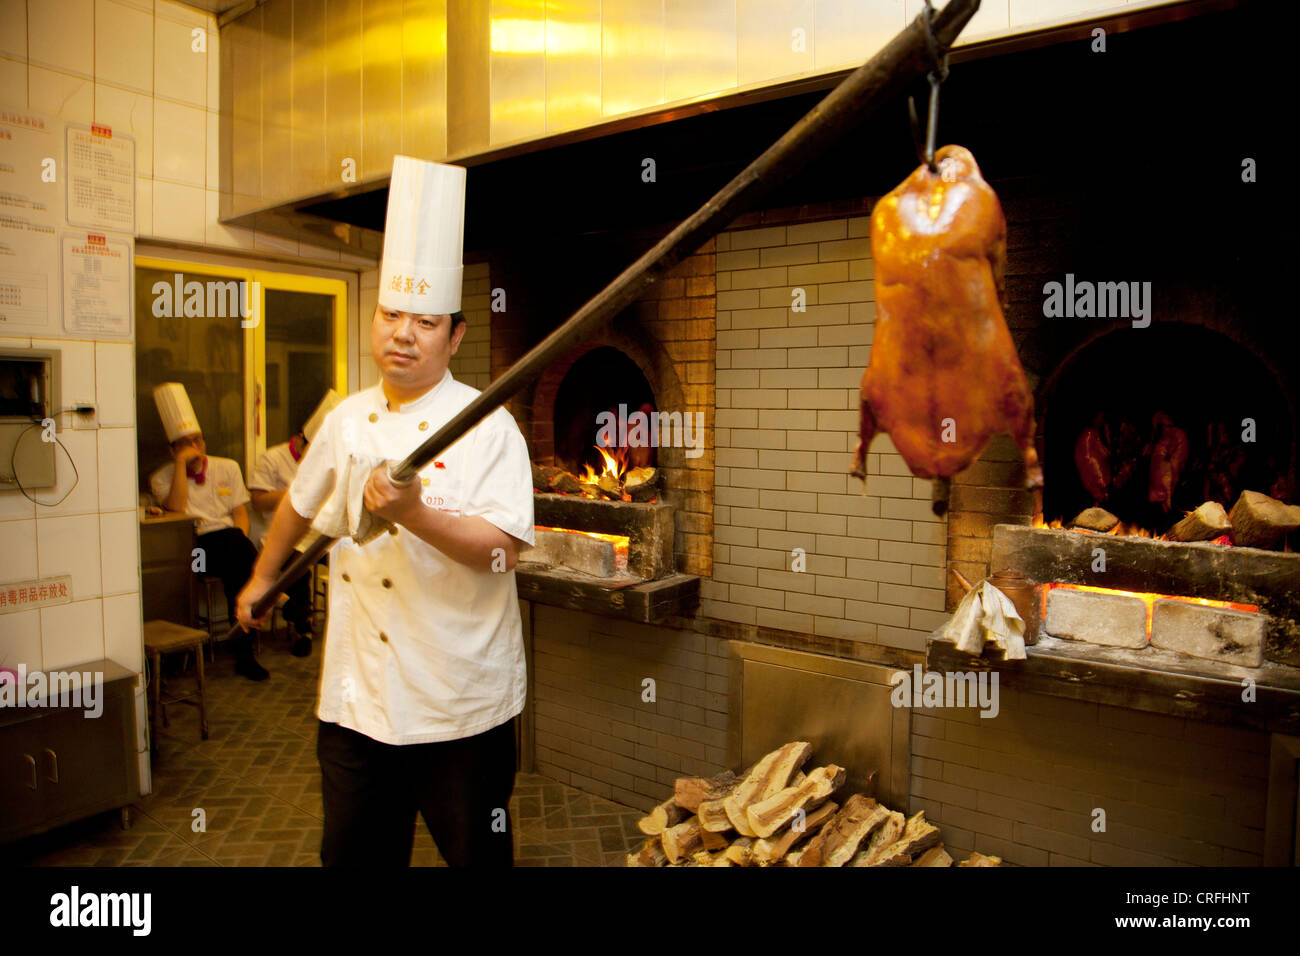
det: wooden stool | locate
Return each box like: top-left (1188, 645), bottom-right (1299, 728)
top-left (143, 620), bottom-right (209, 751)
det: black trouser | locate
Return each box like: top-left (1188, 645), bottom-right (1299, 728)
top-left (317, 718), bottom-right (516, 867)
top-left (197, 527), bottom-right (257, 626)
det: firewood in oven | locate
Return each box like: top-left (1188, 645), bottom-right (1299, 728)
top-left (849, 146), bottom-right (1042, 516)
top-left (1165, 501), bottom-right (1232, 542)
top-left (626, 836), bottom-right (668, 867)
top-left (958, 851), bottom-right (1003, 866)
top-left (1228, 490), bottom-right (1300, 550)
top-left (912, 845), bottom-right (954, 867)
top-left (859, 811), bottom-right (942, 866)
top-left (1148, 412), bottom-right (1190, 513)
top-left (1074, 416), bottom-right (1111, 503)
top-left (673, 770), bottom-right (739, 814)
top-left (751, 800), bottom-right (839, 865)
top-left (722, 741), bottom-right (814, 836)
top-left (596, 472), bottom-right (622, 500)
top-left (547, 471), bottom-right (584, 496)
top-left (661, 817), bottom-right (706, 864)
top-left (637, 797), bottom-right (688, 836)
top-left (1070, 506), bottom-right (1119, 533)
top-left (625, 466), bottom-right (659, 502)
top-left (798, 794), bottom-right (892, 867)
top-left (845, 808), bottom-right (906, 866)
top-left (745, 764), bottom-right (846, 839)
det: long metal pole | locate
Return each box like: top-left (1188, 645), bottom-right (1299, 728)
top-left (227, 0), bottom-right (982, 640)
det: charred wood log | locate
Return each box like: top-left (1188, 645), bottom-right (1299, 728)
top-left (1166, 501), bottom-right (1231, 542)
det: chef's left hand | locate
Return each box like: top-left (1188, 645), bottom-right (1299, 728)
top-left (363, 461), bottom-right (420, 526)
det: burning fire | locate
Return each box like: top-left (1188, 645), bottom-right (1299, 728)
top-left (1044, 582), bottom-right (1258, 640)
top-left (1032, 515), bottom-right (1160, 538)
top-left (534, 525), bottom-right (630, 570)
top-left (582, 444), bottom-right (629, 485)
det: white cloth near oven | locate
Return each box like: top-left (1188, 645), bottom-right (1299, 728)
top-left (944, 580), bottom-right (1027, 660)
top-left (287, 369), bottom-right (534, 745)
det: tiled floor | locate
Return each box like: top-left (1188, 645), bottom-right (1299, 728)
top-left (3, 635), bottom-right (646, 867)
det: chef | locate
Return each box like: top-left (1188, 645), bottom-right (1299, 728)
top-left (247, 389), bottom-right (342, 657)
top-left (150, 383), bottom-right (268, 681)
top-left (236, 157), bottom-right (534, 868)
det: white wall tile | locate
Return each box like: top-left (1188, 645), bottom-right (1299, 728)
top-left (153, 98), bottom-right (205, 186)
top-left (205, 18), bottom-right (218, 111)
top-left (0, 518), bottom-right (37, 581)
top-left (155, 0), bottom-right (206, 28)
top-left (136, 747), bottom-right (151, 795)
top-left (103, 590), bottom-right (142, 672)
top-left (0, 56), bottom-right (26, 103)
top-left (0, 489), bottom-right (36, 520)
top-left (299, 241), bottom-right (342, 263)
top-left (906, 0), bottom-right (1010, 41)
top-left (28, 0), bottom-right (93, 77)
top-left (0, 1), bottom-right (27, 60)
top-left (155, 15), bottom-right (205, 107)
top-left (1, 609), bottom-right (42, 669)
top-left (95, 342), bottom-right (135, 426)
top-left (205, 109), bottom-right (218, 188)
top-left (95, 0), bottom-right (153, 94)
top-left (359, 359), bottom-right (379, 391)
top-left (254, 230), bottom-right (300, 257)
top-left (135, 177), bottom-right (152, 237)
top-left (28, 66), bottom-right (93, 123)
top-left (36, 426), bottom-right (99, 517)
top-left (97, 426), bottom-right (141, 510)
top-left (99, 510), bottom-right (140, 595)
top-left (817, 0), bottom-right (904, 71)
top-left (204, 188), bottom-right (254, 249)
top-left (32, 338), bottom-right (94, 410)
top-left (152, 180), bottom-right (205, 242)
top-left (94, 83), bottom-right (153, 178)
top-left (40, 597), bottom-right (104, 669)
top-left (1010, 0), bottom-right (1114, 28)
top-left (37, 512), bottom-right (101, 597)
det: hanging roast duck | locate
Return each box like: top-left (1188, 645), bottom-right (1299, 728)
top-left (849, 145), bottom-right (1043, 515)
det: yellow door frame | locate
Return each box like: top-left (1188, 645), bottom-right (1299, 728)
top-left (136, 256), bottom-right (347, 477)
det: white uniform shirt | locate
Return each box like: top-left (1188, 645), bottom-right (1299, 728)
top-left (289, 370), bottom-right (535, 745)
top-left (149, 456), bottom-right (251, 536)
top-left (248, 442), bottom-right (300, 547)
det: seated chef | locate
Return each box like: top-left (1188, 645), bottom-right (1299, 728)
top-left (247, 389), bottom-right (342, 658)
top-left (150, 383), bottom-right (268, 682)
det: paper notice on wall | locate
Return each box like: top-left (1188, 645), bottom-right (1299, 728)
top-left (0, 106), bottom-right (62, 336)
top-left (61, 232), bottom-right (132, 338)
top-left (66, 123), bottom-right (135, 234)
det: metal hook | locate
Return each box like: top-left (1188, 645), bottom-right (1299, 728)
top-left (907, 0), bottom-right (949, 173)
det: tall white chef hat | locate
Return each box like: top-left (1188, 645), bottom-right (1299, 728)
top-left (153, 383), bottom-right (201, 443)
top-left (302, 389), bottom-right (343, 443)
top-left (378, 156), bottom-right (466, 316)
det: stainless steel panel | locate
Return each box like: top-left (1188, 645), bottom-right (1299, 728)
top-left (261, 0), bottom-right (294, 203)
top-left (447, 0), bottom-right (490, 158)
top-left (489, 0), bottom-right (547, 146)
top-left (737, 0), bottom-right (815, 89)
top-left (664, 0), bottom-right (736, 104)
top-left (727, 643), bottom-right (911, 811)
top-left (361, 0), bottom-right (403, 179)
top-left (325, 0), bottom-right (363, 188)
top-left (401, 0), bottom-right (447, 160)
top-left (228, 3), bottom-right (263, 214)
top-left (814, 0), bottom-right (904, 72)
top-left (544, 0), bottom-right (600, 134)
top-left (292, 0), bottom-right (329, 195)
top-left (601, 0), bottom-right (664, 118)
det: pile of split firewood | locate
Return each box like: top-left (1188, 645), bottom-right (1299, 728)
top-left (532, 463), bottom-right (659, 502)
top-left (626, 741), bottom-right (999, 867)
top-left (1072, 490), bottom-right (1300, 550)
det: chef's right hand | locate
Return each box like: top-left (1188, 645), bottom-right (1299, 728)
top-left (235, 575), bottom-right (275, 632)
top-left (174, 444), bottom-right (203, 467)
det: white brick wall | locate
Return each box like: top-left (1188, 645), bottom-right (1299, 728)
top-left (705, 218), bottom-right (947, 651)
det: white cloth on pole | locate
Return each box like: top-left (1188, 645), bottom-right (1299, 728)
top-left (308, 452), bottom-right (395, 544)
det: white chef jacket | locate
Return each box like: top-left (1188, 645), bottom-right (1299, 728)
top-left (149, 456), bottom-right (251, 536)
top-left (248, 441), bottom-right (300, 548)
top-left (289, 370), bottom-right (535, 745)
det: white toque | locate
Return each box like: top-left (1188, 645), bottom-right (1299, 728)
top-left (302, 389), bottom-right (343, 443)
top-left (153, 383), bottom-right (201, 442)
top-left (378, 156), bottom-right (466, 316)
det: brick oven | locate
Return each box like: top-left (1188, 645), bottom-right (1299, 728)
top-left (429, 0), bottom-right (1300, 865)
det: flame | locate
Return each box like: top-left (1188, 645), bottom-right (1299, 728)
top-left (1044, 582), bottom-right (1258, 641)
top-left (1032, 515), bottom-right (1159, 539)
top-left (535, 525), bottom-right (630, 570)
